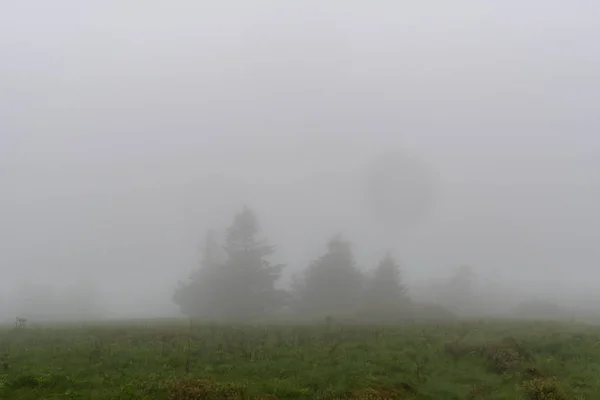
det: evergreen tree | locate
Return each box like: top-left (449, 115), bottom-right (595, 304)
top-left (439, 265), bottom-right (476, 315)
top-left (363, 252), bottom-right (410, 320)
top-left (174, 207), bottom-right (286, 322)
top-left (173, 229), bottom-right (224, 319)
top-left (293, 234), bottom-right (364, 318)
top-left (218, 206), bottom-right (286, 321)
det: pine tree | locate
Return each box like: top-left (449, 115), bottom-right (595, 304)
top-left (174, 207), bottom-right (286, 322)
top-left (218, 206), bottom-right (286, 321)
top-left (173, 229), bottom-right (224, 319)
top-left (440, 265), bottom-right (476, 315)
top-left (293, 234), bottom-right (364, 319)
top-left (363, 252), bottom-right (410, 321)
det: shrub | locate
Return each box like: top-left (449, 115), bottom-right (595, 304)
top-left (520, 377), bottom-right (568, 400)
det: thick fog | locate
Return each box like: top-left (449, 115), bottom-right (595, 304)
top-left (1, 2), bottom-right (599, 321)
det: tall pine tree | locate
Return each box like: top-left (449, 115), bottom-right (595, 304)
top-left (174, 207), bottom-right (286, 322)
top-left (173, 229), bottom-right (224, 319)
top-left (218, 206), bottom-right (286, 321)
top-left (439, 265), bottom-right (476, 315)
top-left (293, 235), bottom-right (364, 319)
top-left (362, 252), bottom-right (410, 321)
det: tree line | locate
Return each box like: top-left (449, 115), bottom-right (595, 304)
top-left (173, 206), bottom-right (463, 323)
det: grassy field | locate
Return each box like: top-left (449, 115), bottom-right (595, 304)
top-left (0, 319), bottom-right (598, 399)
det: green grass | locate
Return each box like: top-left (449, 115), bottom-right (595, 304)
top-left (0, 319), bottom-right (598, 399)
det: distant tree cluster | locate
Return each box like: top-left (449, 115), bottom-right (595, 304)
top-left (176, 207), bottom-right (575, 323)
top-left (173, 207), bottom-right (451, 323)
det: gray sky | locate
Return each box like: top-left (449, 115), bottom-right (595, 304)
top-left (1, 2), bottom-right (599, 316)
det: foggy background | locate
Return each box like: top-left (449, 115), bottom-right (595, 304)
top-left (1, 2), bottom-right (599, 320)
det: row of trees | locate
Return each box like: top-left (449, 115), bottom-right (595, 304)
top-left (173, 207), bottom-right (420, 323)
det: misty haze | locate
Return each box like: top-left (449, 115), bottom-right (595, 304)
top-left (2, 1), bottom-right (598, 322)
top-left (1, 2), bottom-right (599, 398)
